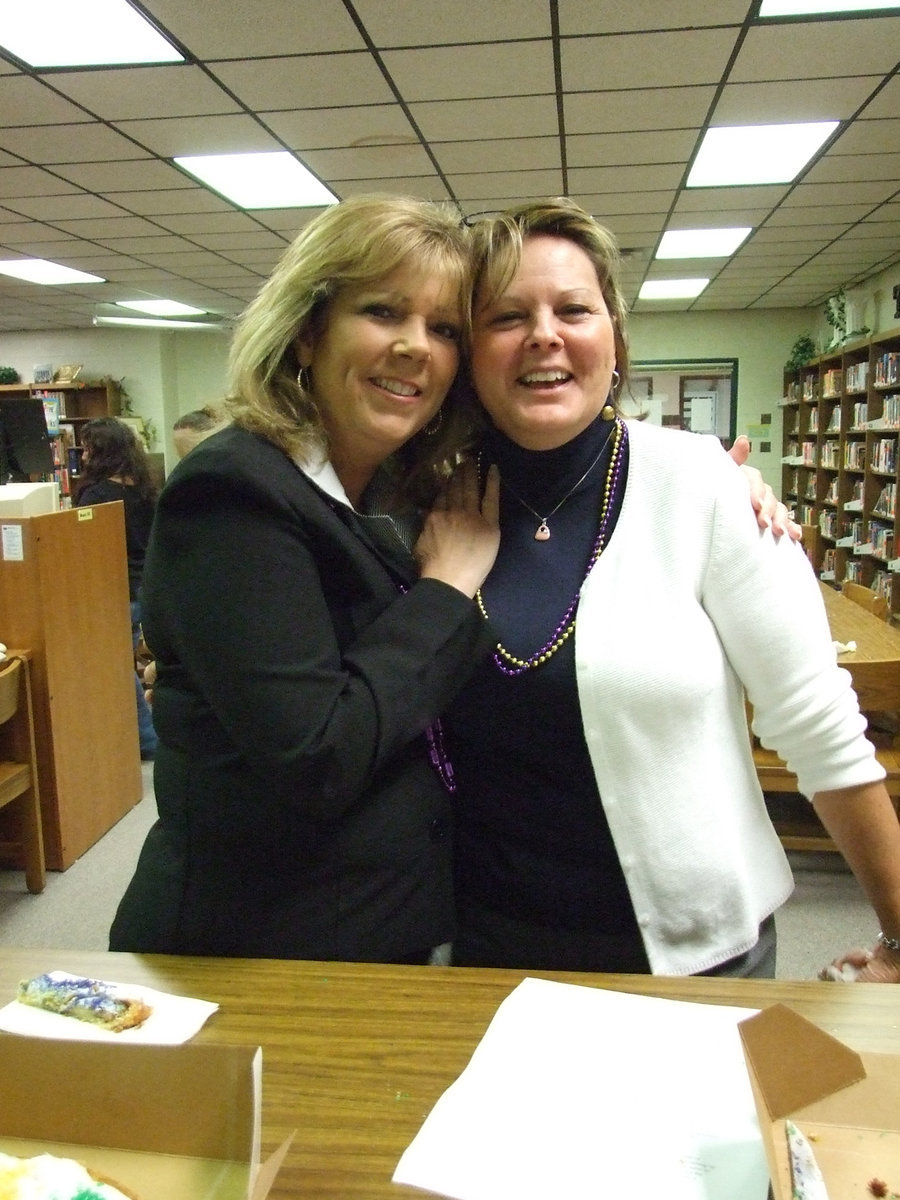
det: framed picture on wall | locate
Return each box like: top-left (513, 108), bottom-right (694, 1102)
top-left (33, 363), bottom-right (53, 384)
top-left (53, 363), bottom-right (83, 383)
top-left (118, 416), bottom-right (149, 449)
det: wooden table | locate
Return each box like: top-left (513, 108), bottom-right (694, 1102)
top-left (1, 950), bottom-right (898, 1198)
top-left (820, 581), bottom-right (900, 710)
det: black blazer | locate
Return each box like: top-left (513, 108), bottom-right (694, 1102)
top-left (109, 425), bottom-right (494, 961)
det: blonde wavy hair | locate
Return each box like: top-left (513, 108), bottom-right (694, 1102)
top-left (467, 198), bottom-right (631, 410)
top-left (226, 194), bottom-right (477, 505)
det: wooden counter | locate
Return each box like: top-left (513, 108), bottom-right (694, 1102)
top-left (0, 950), bottom-right (897, 1198)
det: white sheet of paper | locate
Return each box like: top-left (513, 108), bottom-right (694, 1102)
top-left (394, 977), bottom-right (769, 1200)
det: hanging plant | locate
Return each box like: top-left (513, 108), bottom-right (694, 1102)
top-left (824, 289), bottom-right (847, 342)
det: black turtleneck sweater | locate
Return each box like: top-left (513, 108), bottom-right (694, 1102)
top-left (446, 411), bottom-right (648, 969)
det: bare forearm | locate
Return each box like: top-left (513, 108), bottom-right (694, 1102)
top-left (812, 781), bottom-right (900, 940)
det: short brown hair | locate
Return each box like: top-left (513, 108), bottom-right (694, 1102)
top-left (468, 198), bottom-right (630, 406)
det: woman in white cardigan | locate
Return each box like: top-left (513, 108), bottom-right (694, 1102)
top-left (445, 198), bottom-right (900, 982)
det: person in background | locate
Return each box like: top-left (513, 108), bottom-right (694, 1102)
top-left (172, 405), bottom-right (228, 459)
top-left (445, 198), bottom-right (900, 984)
top-left (74, 417), bottom-right (159, 761)
top-left (109, 195), bottom-right (500, 963)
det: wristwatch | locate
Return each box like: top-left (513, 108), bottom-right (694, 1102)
top-left (877, 930), bottom-right (900, 952)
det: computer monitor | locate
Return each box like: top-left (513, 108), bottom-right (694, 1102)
top-left (0, 397), bottom-right (55, 483)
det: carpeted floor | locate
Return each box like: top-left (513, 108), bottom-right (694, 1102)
top-left (0, 762), bottom-right (874, 979)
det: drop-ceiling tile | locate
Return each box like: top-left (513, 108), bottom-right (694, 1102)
top-left (93, 235), bottom-right (211, 255)
top-left (565, 86), bottom-right (715, 135)
top-left (49, 65), bottom-right (242, 122)
top-left (731, 18), bottom-right (900, 83)
top-left (432, 138), bottom-right (561, 175)
top-left (211, 53), bottom-right (395, 110)
top-left (107, 189), bottom-right (237, 216)
top-left (784, 179), bottom-right (898, 208)
top-left (0, 166), bottom-right (83, 199)
top-left (191, 231), bottom-right (286, 251)
top-left (381, 42), bottom-right (554, 102)
top-left (334, 177), bottom-right (452, 201)
top-left (562, 28), bottom-right (738, 91)
top-left (767, 205), bottom-right (872, 226)
top-left (354, 0), bottom-right (550, 45)
top-left (262, 104), bottom-right (420, 152)
top-left (573, 191), bottom-right (672, 216)
top-left (558, 0), bottom-right (749, 34)
top-left (566, 129), bottom-right (697, 167)
top-left (567, 162), bottom-right (684, 192)
top-left (112, 113), bottom-right (280, 157)
top-left (713, 77), bottom-right (881, 125)
top-left (301, 143), bottom-right (435, 180)
top-left (859, 76), bottom-right (900, 120)
top-left (53, 216), bottom-right (171, 239)
top-left (0, 76), bottom-right (96, 126)
top-left (446, 169), bottom-right (564, 200)
top-left (411, 96), bottom-right (560, 143)
top-left (4, 194), bottom-right (128, 220)
top-left (803, 152), bottom-right (900, 185)
top-left (0, 221), bottom-right (74, 243)
top-left (52, 160), bottom-right (190, 192)
top-left (674, 185), bottom-right (789, 212)
top-left (831, 117), bottom-right (900, 156)
top-left (139, 0), bottom-right (366, 57)
top-left (152, 211), bottom-right (277, 236)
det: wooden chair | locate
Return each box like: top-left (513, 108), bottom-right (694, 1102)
top-left (842, 578), bottom-right (890, 621)
top-left (0, 655), bottom-right (46, 893)
top-left (800, 523), bottom-right (820, 571)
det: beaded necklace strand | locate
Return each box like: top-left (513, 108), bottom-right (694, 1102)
top-left (476, 419), bottom-right (626, 677)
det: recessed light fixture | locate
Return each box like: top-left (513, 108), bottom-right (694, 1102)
top-left (759, 1), bottom-right (899, 14)
top-left (656, 228), bottom-right (752, 259)
top-left (0, 259), bottom-right (105, 285)
top-left (0, 0), bottom-right (183, 67)
top-left (174, 152), bottom-right (338, 210)
top-left (115, 300), bottom-right (208, 318)
top-left (639, 279), bottom-right (710, 300)
top-left (93, 316), bottom-right (225, 331)
top-left (687, 122), bottom-right (839, 187)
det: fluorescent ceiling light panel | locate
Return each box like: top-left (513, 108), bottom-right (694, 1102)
top-left (687, 122), bottom-right (839, 187)
top-left (93, 316), bottom-right (224, 330)
top-left (0, 0), bottom-right (183, 67)
top-left (760, 1), bottom-right (900, 13)
top-left (174, 152), bottom-right (338, 209)
top-left (0, 259), bottom-right (104, 285)
top-left (656, 228), bottom-right (752, 259)
top-left (116, 300), bottom-right (207, 317)
top-left (639, 279), bottom-right (710, 300)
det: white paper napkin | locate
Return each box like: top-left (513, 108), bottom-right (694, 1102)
top-left (0, 970), bottom-right (218, 1044)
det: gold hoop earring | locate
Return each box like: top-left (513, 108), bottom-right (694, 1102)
top-left (298, 366), bottom-right (312, 393)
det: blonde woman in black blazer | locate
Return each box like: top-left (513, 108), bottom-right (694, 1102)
top-left (110, 196), bottom-right (500, 963)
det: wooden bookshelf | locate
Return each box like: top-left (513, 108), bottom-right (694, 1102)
top-left (782, 326), bottom-right (900, 621)
top-left (0, 503), bottom-right (142, 869)
top-left (0, 377), bottom-right (122, 507)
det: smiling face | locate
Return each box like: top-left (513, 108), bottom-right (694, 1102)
top-left (470, 234), bottom-right (617, 451)
top-left (297, 262), bottom-right (462, 497)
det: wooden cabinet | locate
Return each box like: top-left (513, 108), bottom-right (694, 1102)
top-left (781, 326), bottom-right (899, 621)
top-left (0, 377), bottom-right (122, 507)
top-left (0, 503), bottom-right (142, 869)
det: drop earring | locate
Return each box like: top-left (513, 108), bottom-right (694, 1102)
top-left (600, 369), bottom-right (620, 422)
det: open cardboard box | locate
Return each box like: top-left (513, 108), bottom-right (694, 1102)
top-left (739, 1004), bottom-right (900, 1198)
top-left (0, 1033), bottom-right (292, 1199)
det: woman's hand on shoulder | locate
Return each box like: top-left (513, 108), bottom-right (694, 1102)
top-left (728, 434), bottom-right (802, 541)
top-left (415, 461), bottom-right (500, 598)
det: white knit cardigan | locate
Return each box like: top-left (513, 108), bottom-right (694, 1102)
top-left (575, 419), bottom-right (884, 975)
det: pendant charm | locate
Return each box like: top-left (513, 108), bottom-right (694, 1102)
top-left (535, 522), bottom-right (550, 541)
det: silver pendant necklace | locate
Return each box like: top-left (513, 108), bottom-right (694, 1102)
top-left (500, 419), bottom-right (617, 541)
